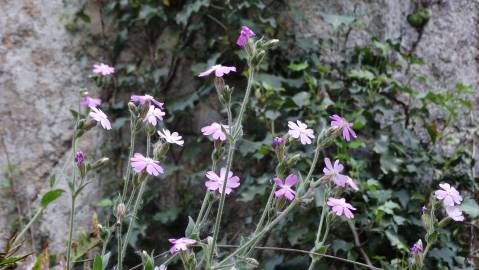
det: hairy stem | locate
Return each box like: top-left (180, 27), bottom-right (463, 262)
top-left (207, 64), bottom-right (255, 268)
top-left (13, 208), bottom-right (43, 246)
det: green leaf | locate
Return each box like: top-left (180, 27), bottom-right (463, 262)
top-left (385, 229), bottom-right (408, 251)
top-left (288, 61), bottom-right (309, 71)
top-left (96, 199), bottom-right (113, 208)
top-left (40, 189), bottom-right (65, 208)
top-left (332, 239), bottom-right (353, 253)
top-left (153, 207), bottom-right (182, 224)
top-left (320, 12), bottom-right (355, 30)
top-left (48, 175), bottom-right (56, 188)
top-left (184, 216), bottom-right (196, 238)
top-left (175, 0), bottom-right (209, 26)
top-left (292, 91), bottom-right (311, 107)
top-left (348, 69), bottom-right (374, 80)
top-left (101, 252), bottom-right (111, 270)
top-left (457, 197), bottom-right (479, 218)
top-left (93, 254), bottom-right (102, 270)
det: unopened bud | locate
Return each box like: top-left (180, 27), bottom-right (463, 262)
top-left (285, 153), bottom-right (301, 168)
top-left (139, 102), bottom-right (150, 119)
top-left (214, 77), bottom-right (225, 96)
top-left (116, 203), bottom-right (126, 224)
top-left (75, 151), bottom-right (87, 178)
top-left (128, 102), bottom-right (138, 115)
top-left (154, 141), bottom-right (170, 160)
top-left (91, 157), bottom-right (109, 170)
top-left (82, 119), bottom-right (98, 131)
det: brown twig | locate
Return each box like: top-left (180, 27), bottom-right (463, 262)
top-left (348, 220), bottom-right (373, 267)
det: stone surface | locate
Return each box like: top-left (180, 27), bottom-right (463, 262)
top-left (0, 0), bottom-right (101, 254)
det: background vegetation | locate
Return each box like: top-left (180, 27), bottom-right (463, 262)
top-left (56, 0), bottom-right (478, 269)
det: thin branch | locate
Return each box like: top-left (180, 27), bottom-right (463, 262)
top-left (348, 220), bottom-right (373, 267)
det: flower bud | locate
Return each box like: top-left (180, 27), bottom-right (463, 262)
top-left (116, 203), bottom-right (126, 224)
top-left (262, 39), bottom-right (279, 49)
top-left (139, 102), bottom-right (150, 119)
top-left (154, 141), bottom-right (170, 160)
top-left (128, 102), bottom-right (138, 115)
top-left (214, 77), bottom-right (225, 96)
top-left (90, 157), bottom-right (109, 170)
top-left (82, 119), bottom-right (98, 131)
top-left (75, 151), bottom-right (86, 178)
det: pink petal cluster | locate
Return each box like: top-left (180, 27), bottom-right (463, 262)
top-left (323, 158), bottom-right (358, 191)
top-left (89, 106), bottom-right (111, 130)
top-left (80, 96), bottom-right (102, 107)
top-left (236, 26), bottom-right (255, 47)
top-left (445, 206), bottom-right (464, 221)
top-left (274, 174), bottom-right (298, 201)
top-left (434, 183), bottom-right (462, 207)
top-left (168, 237), bottom-right (196, 254)
top-left (93, 63), bottom-right (115, 76)
top-left (131, 153), bottom-right (164, 176)
top-left (327, 197), bottom-right (356, 219)
top-left (198, 65), bottom-right (236, 77)
top-left (144, 106), bottom-right (165, 126)
top-left (288, 120), bottom-right (315, 145)
top-left (201, 122), bottom-right (229, 141)
top-left (158, 129), bottom-right (184, 146)
top-left (330, 114), bottom-right (357, 141)
top-left (130, 94), bottom-right (164, 109)
top-left (205, 168), bottom-right (240, 195)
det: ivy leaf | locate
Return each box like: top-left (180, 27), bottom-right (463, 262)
top-left (288, 61), bottom-right (309, 71)
top-left (332, 239), bottom-right (354, 253)
top-left (385, 229), bottom-right (408, 251)
top-left (292, 91), bottom-right (311, 108)
top-left (153, 207), bottom-right (182, 224)
top-left (348, 69), bottom-right (375, 81)
top-left (320, 12), bottom-right (355, 30)
top-left (40, 189), bottom-right (65, 208)
top-left (457, 197), bottom-right (479, 218)
top-left (175, 0), bottom-right (209, 26)
top-left (138, 5), bottom-right (165, 23)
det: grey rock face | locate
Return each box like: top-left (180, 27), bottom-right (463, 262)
top-left (0, 0), bottom-right (101, 254)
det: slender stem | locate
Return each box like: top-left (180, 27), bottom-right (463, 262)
top-left (215, 245), bottom-right (383, 270)
top-left (13, 208), bottom-right (43, 246)
top-left (120, 134), bottom-right (152, 266)
top-left (253, 187), bottom-right (276, 236)
top-left (303, 132), bottom-right (324, 187)
top-left (314, 206), bottom-right (327, 246)
top-left (207, 65), bottom-right (255, 268)
top-left (348, 220), bottom-right (373, 267)
top-left (66, 195), bottom-right (76, 270)
top-left (121, 117), bottom-right (137, 202)
top-left (117, 225), bottom-right (122, 270)
top-left (218, 199), bottom-right (299, 266)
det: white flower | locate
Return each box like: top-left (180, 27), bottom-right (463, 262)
top-left (158, 129), bottom-right (184, 146)
top-left (144, 106), bottom-right (165, 126)
top-left (89, 106), bottom-right (111, 130)
top-left (446, 206), bottom-right (464, 222)
top-left (288, 120), bottom-right (314, 145)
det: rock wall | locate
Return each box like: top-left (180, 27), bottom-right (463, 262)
top-left (0, 0), bottom-right (477, 261)
top-left (0, 0), bottom-right (101, 254)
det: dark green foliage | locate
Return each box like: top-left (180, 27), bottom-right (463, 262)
top-left (69, 1), bottom-right (476, 269)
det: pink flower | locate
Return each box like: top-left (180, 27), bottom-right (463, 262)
top-left (327, 197), bottom-right (356, 219)
top-left (130, 94), bottom-right (164, 109)
top-left (168, 237), bottom-right (196, 254)
top-left (89, 106), bottom-right (111, 130)
top-left (446, 206), bottom-right (464, 222)
top-left (93, 63), bottom-right (115, 76)
top-left (274, 174), bottom-right (298, 201)
top-left (205, 167), bottom-right (240, 195)
top-left (130, 153), bottom-right (164, 176)
top-left (434, 183), bottom-right (462, 207)
top-left (330, 114), bottom-right (357, 141)
top-left (158, 129), bottom-right (184, 146)
top-left (143, 106), bottom-right (165, 126)
top-left (80, 96), bottom-right (102, 107)
top-left (288, 120), bottom-right (315, 145)
top-left (236, 26), bottom-right (255, 47)
top-left (198, 65), bottom-right (236, 77)
top-left (323, 158), bottom-right (358, 191)
top-left (201, 122), bottom-right (229, 141)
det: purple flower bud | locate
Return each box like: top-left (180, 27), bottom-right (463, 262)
top-left (421, 206), bottom-right (428, 214)
top-left (272, 137), bottom-right (284, 149)
top-left (410, 240), bottom-right (423, 254)
top-left (74, 151), bottom-right (85, 165)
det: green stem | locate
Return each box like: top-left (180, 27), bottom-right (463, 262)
top-left (66, 195), bottom-right (76, 270)
top-left (117, 225), bottom-right (122, 270)
top-left (121, 117), bottom-right (137, 202)
top-left (207, 65), bottom-right (255, 268)
top-left (120, 134), bottom-right (151, 267)
top-left (13, 208), bottom-right (43, 246)
top-left (314, 206), bottom-right (327, 246)
top-left (218, 199), bottom-right (300, 267)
